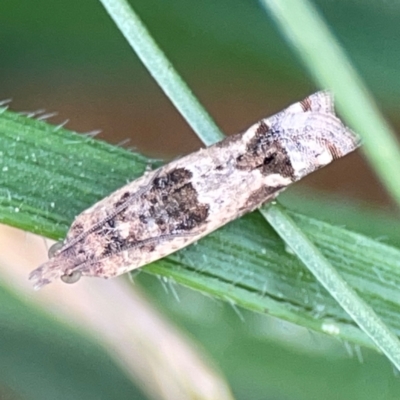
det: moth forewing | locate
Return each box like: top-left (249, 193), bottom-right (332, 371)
top-left (29, 91), bottom-right (360, 289)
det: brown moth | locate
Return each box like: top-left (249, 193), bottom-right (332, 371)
top-left (29, 92), bottom-right (360, 289)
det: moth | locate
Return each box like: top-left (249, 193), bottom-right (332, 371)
top-left (29, 91), bottom-right (360, 289)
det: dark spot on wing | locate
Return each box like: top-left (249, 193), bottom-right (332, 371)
top-left (154, 168), bottom-right (192, 189)
top-left (106, 218), bottom-right (115, 228)
top-left (256, 120), bottom-right (270, 135)
top-left (103, 231), bottom-right (128, 255)
top-left (145, 167), bottom-right (209, 232)
top-left (70, 222), bottom-right (84, 236)
top-left (92, 167), bottom-right (208, 258)
top-left (114, 191), bottom-right (131, 208)
top-left (235, 121), bottom-right (295, 178)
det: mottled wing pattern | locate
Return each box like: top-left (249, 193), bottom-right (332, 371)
top-left (29, 91), bottom-right (360, 289)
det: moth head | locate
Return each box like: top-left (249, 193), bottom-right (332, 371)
top-left (29, 240), bottom-right (84, 289)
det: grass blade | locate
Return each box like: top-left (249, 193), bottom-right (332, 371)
top-left (262, 202), bottom-right (400, 371)
top-left (2, 110), bottom-right (400, 351)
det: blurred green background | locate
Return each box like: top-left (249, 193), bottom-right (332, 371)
top-left (1, 0), bottom-right (400, 399)
top-left (2, 0), bottom-right (398, 206)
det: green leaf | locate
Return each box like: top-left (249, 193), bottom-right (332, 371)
top-left (0, 107), bottom-right (151, 237)
top-left (1, 109), bottom-right (400, 350)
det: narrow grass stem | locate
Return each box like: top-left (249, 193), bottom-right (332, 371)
top-left (262, 203), bottom-right (400, 371)
top-left (98, 0), bottom-right (400, 367)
